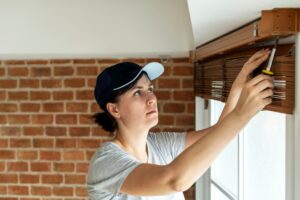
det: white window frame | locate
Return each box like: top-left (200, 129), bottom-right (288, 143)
top-left (195, 33), bottom-right (300, 200)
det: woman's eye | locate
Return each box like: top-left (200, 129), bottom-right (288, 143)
top-left (148, 87), bottom-right (154, 93)
top-left (134, 90), bottom-right (141, 96)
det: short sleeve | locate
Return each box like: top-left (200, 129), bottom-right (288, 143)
top-left (148, 132), bottom-right (186, 161)
top-left (87, 143), bottom-right (140, 198)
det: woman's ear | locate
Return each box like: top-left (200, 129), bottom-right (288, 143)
top-left (106, 103), bottom-right (120, 118)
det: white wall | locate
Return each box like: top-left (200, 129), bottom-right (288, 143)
top-left (0, 0), bottom-right (194, 59)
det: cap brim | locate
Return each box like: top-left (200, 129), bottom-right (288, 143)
top-left (142, 62), bottom-right (164, 80)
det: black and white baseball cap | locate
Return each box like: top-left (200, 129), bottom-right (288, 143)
top-left (94, 62), bottom-right (164, 110)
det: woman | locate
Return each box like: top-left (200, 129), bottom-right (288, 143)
top-left (87, 49), bottom-right (273, 199)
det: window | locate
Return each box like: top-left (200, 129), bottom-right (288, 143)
top-left (209, 100), bottom-right (286, 200)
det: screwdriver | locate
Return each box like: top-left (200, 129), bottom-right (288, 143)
top-left (262, 37), bottom-right (279, 76)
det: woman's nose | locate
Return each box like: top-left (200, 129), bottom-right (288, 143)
top-left (147, 93), bottom-right (156, 105)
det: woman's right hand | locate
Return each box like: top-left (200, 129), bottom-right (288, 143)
top-left (233, 74), bottom-right (274, 121)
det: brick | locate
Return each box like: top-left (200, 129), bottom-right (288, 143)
top-left (158, 78), bottom-right (180, 88)
top-left (0, 115), bottom-right (7, 124)
top-left (31, 115), bottom-right (53, 124)
top-left (76, 186), bottom-right (88, 197)
top-left (0, 185), bottom-right (6, 194)
top-left (40, 151), bottom-right (61, 160)
top-left (173, 91), bottom-right (194, 101)
top-left (0, 150), bottom-right (15, 160)
top-left (86, 150), bottom-right (96, 160)
top-left (0, 104), bottom-right (17, 112)
top-left (53, 186), bottom-right (73, 196)
top-left (97, 59), bottom-right (120, 64)
top-left (0, 163), bottom-right (4, 171)
top-left (173, 66), bottom-right (193, 76)
top-left (17, 150), bottom-right (38, 160)
top-left (0, 68), bottom-right (5, 76)
top-left (0, 80), bottom-right (17, 88)
top-left (69, 127), bottom-right (90, 136)
top-left (42, 174), bottom-right (63, 184)
top-left (41, 79), bottom-right (62, 88)
top-left (20, 174), bottom-right (39, 184)
top-left (154, 91), bottom-right (171, 100)
top-left (33, 138), bottom-right (54, 148)
top-left (79, 114), bottom-right (94, 124)
top-left (20, 103), bottom-right (40, 112)
top-left (76, 163), bottom-right (89, 173)
top-left (187, 102), bottom-right (195, 113)
top-left (8, 91), bottom-right (28, 100)
top-left (56, 115), bottom-right (77, 124)
top-left (0, 90), bottom-right (5, 100)
top-left (73, 59), bottom-right (96, 64)
top-left (19, 79), bottom-right (39, 88)
top-left (65, 175), bottom-right (86, 184)
top-left (10, 138), bottom-right (31, 148)
top-left (23, 127), bottom-right (44, 136)
top-left (43, 103), bottom-right (64, 112)
top-left (54, 162), bottom-right (74, 172)
top-left (30, 162), bottom-right (51, 172)
top-left (8, 67), bottom-right (29, 76)
top-left (91, 102), bottom-right (101, 112)
top-left (78, 139), bottom-right (101, 148)
top-left (45, 127), bottom-right (67, 136)
top-left (26, 60), bottom-right (48, 65)
top-left (0, 174), bottom-right (18, 183)
top-left (64, 78), bottom-right (85, 88)
top-left (51, 59), bottom-right (72, 64)
top-left (7, 115), bottom-right (30, 124)
top-left (0, 127), bottom-right (21, 136)
top-left (66, 103), bottom-right (88, 112)
top-left (163, 103), bottom-right (185, 113)
top-left (56, 138), bottom-right (76, 148)
top-left (7, 161), bottom-right (28, 172)
top-left (76, 90), bottom-right (94, 100)
top-left (159, 115), bottom-right (174, 125)
top-left (7, 185), bottom-right (29, 195)
top-left (63, 151), bottom-right (85, 161)
top-left (53, 91), bottom-right (73, 100)
top-left (4, 60), bottom-right (25, 65)
top-left (54, 66), bottom-right (74, 76)
top-left (176, 115), bottom-right (195, 126)
top-left (30, 67), bottom-right (51, 77)
top-left (30, 91), bottom-right (51, 100)
top-left (121, 58), bottom-right (146, 64)
top-left (182, 78), bottom-right (194, 88)
top-left (87, 78), bottom-right (96, 87)
top-left (91, 127), bottom-right (111, 137)
top-left (76, 66), bottom-right (98, 76)
top-left (0, 139), bottom-right (8, 147)
top-left (31, 186), bottom-right (51, 196)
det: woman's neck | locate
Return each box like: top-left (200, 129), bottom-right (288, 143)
top-left (113, 127), bottom-right (149, 163)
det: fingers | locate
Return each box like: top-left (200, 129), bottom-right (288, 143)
top-left (259, 88), bottom-right (273, 99)
top-left (243, 49), bottom-right (270, 74)
top-left (247, 74), bottom-right (273, 87)
top-left (252, 79), bottom-right (274, 94)
top-left (245, 49), bottom-right (270, 64)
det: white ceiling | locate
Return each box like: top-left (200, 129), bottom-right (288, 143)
top-left (187, 0), bottom-right (300, 48)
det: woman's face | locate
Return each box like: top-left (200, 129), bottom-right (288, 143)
top-left (115, 74), bottom-right (158, 130)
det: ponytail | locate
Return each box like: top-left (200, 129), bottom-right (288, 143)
top-left (92, 111), bottom-right (117, 133)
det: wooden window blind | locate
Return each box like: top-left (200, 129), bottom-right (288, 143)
top-left (194, 44), bottom-right (295, 114)
top-left (194, 8), bottom-right (299, 114)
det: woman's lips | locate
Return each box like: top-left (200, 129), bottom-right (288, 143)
top-left (146, 110), bottom-right (157, 115)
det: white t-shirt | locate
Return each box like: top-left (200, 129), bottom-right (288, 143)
top-left (87, 132), bottom-right (186, 200)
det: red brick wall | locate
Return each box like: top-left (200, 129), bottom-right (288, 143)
top-left (0, 57), bottom-right (195, 200)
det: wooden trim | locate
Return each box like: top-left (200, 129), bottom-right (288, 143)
top-left (195, 8), bottom-right (300, 60)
